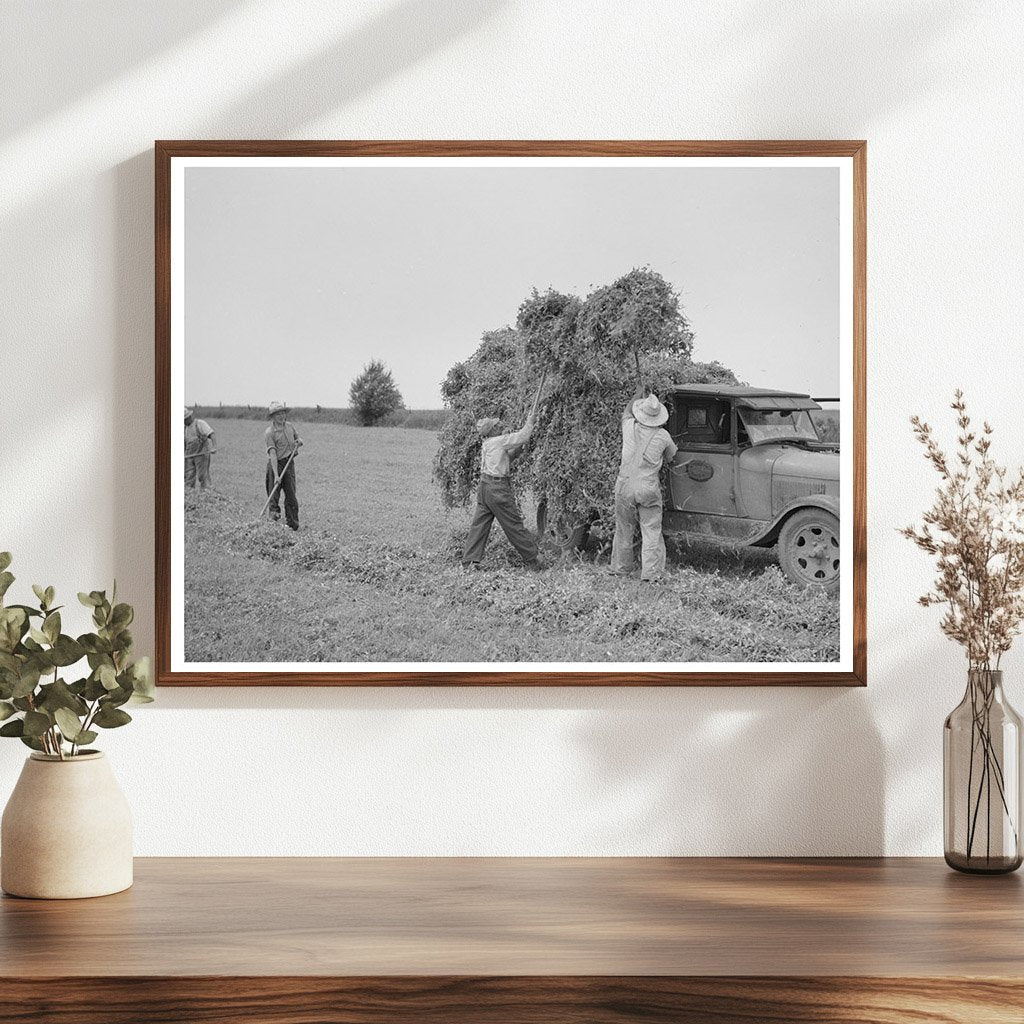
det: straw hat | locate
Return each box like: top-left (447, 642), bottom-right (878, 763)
top-left (632, 394), bottom-right (668, 427)
top-left (267, 401), bottom-right (291, 418)
top-left (475, 417), bottom-right (501, 437)
top-left (184, 406), bottom-right (193, 420)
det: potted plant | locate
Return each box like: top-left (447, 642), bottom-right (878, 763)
top-left (903, 392), bottom-right (1024, 873)
top-left (0, 552), bottom-right (153, 898)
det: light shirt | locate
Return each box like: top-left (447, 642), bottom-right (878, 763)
top-left (618, 410), bottom-right (677, 486)
top-left (184, 419), bottom-right (214, 455)
top-left (480, 420), bottom-right (534, 477)
top-left (265, 421), bottom-right (301, 461)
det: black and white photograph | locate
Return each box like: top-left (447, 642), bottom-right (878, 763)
top-left (160, 146), bottom-right (862, 682)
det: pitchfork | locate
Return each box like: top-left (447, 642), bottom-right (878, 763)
top-left (259, 444), bottom-right (300, 520)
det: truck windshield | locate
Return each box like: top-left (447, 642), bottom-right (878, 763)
top-left (737, 407), bottom-right (820, 445)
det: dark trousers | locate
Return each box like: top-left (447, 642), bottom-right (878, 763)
top-left (265, 458), bottom-right (299, 530)
top-left (462, 475), bottom-right (538, 566)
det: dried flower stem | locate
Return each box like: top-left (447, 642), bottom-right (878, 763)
top-left (904, 391), bottom-right (1024, 863)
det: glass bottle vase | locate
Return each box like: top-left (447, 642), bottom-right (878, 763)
top-left (944, 669), bottom-right (1023, 873)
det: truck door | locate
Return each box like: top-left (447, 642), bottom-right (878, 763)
top-left (666, 397), bottom-right (738, 516)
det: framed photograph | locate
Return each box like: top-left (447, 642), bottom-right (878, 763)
top-left (156, 141), bottom-right (865, 686)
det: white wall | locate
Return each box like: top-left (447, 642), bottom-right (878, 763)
top-left (1, 0), bottom-right (1021, 855)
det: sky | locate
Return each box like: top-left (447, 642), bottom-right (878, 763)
top-left (184, 164), bottom-right (840, 408)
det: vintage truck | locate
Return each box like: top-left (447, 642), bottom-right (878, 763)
top-left (661, 384), bottom-right (840, 592)
top-left (537, 384), bottom-right (840, 592)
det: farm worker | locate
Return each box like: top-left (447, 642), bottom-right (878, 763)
top-left (461, 410), bottom-right (543, 570)
top-left (184, 407), bottom-right (215, 490)
top-left (265, 401), bottom-right (303, 530)
top-left (610, 387), bottom-right (678, 582)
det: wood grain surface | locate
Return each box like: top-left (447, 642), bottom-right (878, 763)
top-left (1, 858), bottom-right (1020, 1023)
top-left (155, 139), bottom-right (867, 688)
top-left (3, 857), bottom-right (1022, 976)
top-left (0, 976), bottom-right (1022, 1024)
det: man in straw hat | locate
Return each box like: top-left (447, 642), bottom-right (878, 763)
top-left (461, 405), bottom-right (543, 570)
top-left (184, 406), bottom-right (215, 491)
top-left (265, 401), bottom-right (303, 530)
top-left (610, 385), bottom-right (678, 582)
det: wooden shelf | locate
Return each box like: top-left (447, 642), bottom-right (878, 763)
top-left (2, 857), bottom-right (1022, 1022)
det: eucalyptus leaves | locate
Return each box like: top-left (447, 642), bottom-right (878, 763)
top-left (0, 553), bottom-right (153, 759)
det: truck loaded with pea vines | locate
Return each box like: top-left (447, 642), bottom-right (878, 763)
top-left (432, 268), bottom-right (840, 593)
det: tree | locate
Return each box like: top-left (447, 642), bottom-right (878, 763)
top-left (349, 360), bottom-right (404, 426)
top-left (433, 267), bottom-right (740, 545)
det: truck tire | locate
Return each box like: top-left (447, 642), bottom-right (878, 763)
top-left (536, 499), bottom-right (589, 552)
top-left (777, 508), bottom-right (840, 594)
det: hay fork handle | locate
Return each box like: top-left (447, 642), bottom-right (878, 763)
top-left (260, 445), bottom-right (300, 519)
top-left (529, 371), bottom-right (548, 419)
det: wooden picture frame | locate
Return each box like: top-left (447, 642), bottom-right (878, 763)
top-left (156, 140), bottom-right (866, 686)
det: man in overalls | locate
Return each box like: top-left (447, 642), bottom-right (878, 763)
top-left (184, 407), bottom-right (215, 490)
top-left (610, 387), bottom-right (677, 582)
top-left (461, 407), bottom-right (542, 570)
top-left (264, 401), bottom-right (303, 530)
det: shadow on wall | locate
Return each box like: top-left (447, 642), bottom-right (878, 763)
top-left (874, 630), bottom-right (962, 856)
top-left (113, 151), bottom-right (156, 653)
top-left (147, 680), bottom-right (885, 856)
top-left (0, 1), bottom-right (244, 138)
top-left (572, 687), bottom-right (885, 855)
top-left (204, 0), bottom-right (507, 136)
top-left (725, 1), bottom-right (974, 134)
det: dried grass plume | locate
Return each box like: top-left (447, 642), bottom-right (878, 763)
top-left (902, 390), bottom-right (1024, 670)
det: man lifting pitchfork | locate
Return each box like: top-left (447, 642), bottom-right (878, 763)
top-left (461, 374), bottom-right (548, 571)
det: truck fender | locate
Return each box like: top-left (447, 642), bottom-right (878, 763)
top-left (748, 495), bottom-right (840, 548)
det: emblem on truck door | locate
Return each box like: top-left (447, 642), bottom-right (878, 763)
top-left (684, 459), bottom-right (714, 482)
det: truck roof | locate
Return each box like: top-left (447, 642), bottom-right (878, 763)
top-left (666, 384), bottom-right (820, 411)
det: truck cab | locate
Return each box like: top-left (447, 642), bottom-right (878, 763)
top-left (663, 385), bottom-right (840, 591)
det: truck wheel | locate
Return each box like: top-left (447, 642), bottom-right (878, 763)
top-left (536, 499), bottom-right (589, 552)
top-left (778, 509), bottom-right (839, 593)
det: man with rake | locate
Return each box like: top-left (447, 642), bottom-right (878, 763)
top-left (264, 401), bottom-right (303, 530)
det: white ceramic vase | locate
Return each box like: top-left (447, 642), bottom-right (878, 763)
top-left (1, 751), bottom-right (133, 899)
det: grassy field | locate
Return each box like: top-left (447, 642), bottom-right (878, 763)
top-left (192, 404), bottom-right (447, 429)
top-left (184, 418), bottom-right (840, 664)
